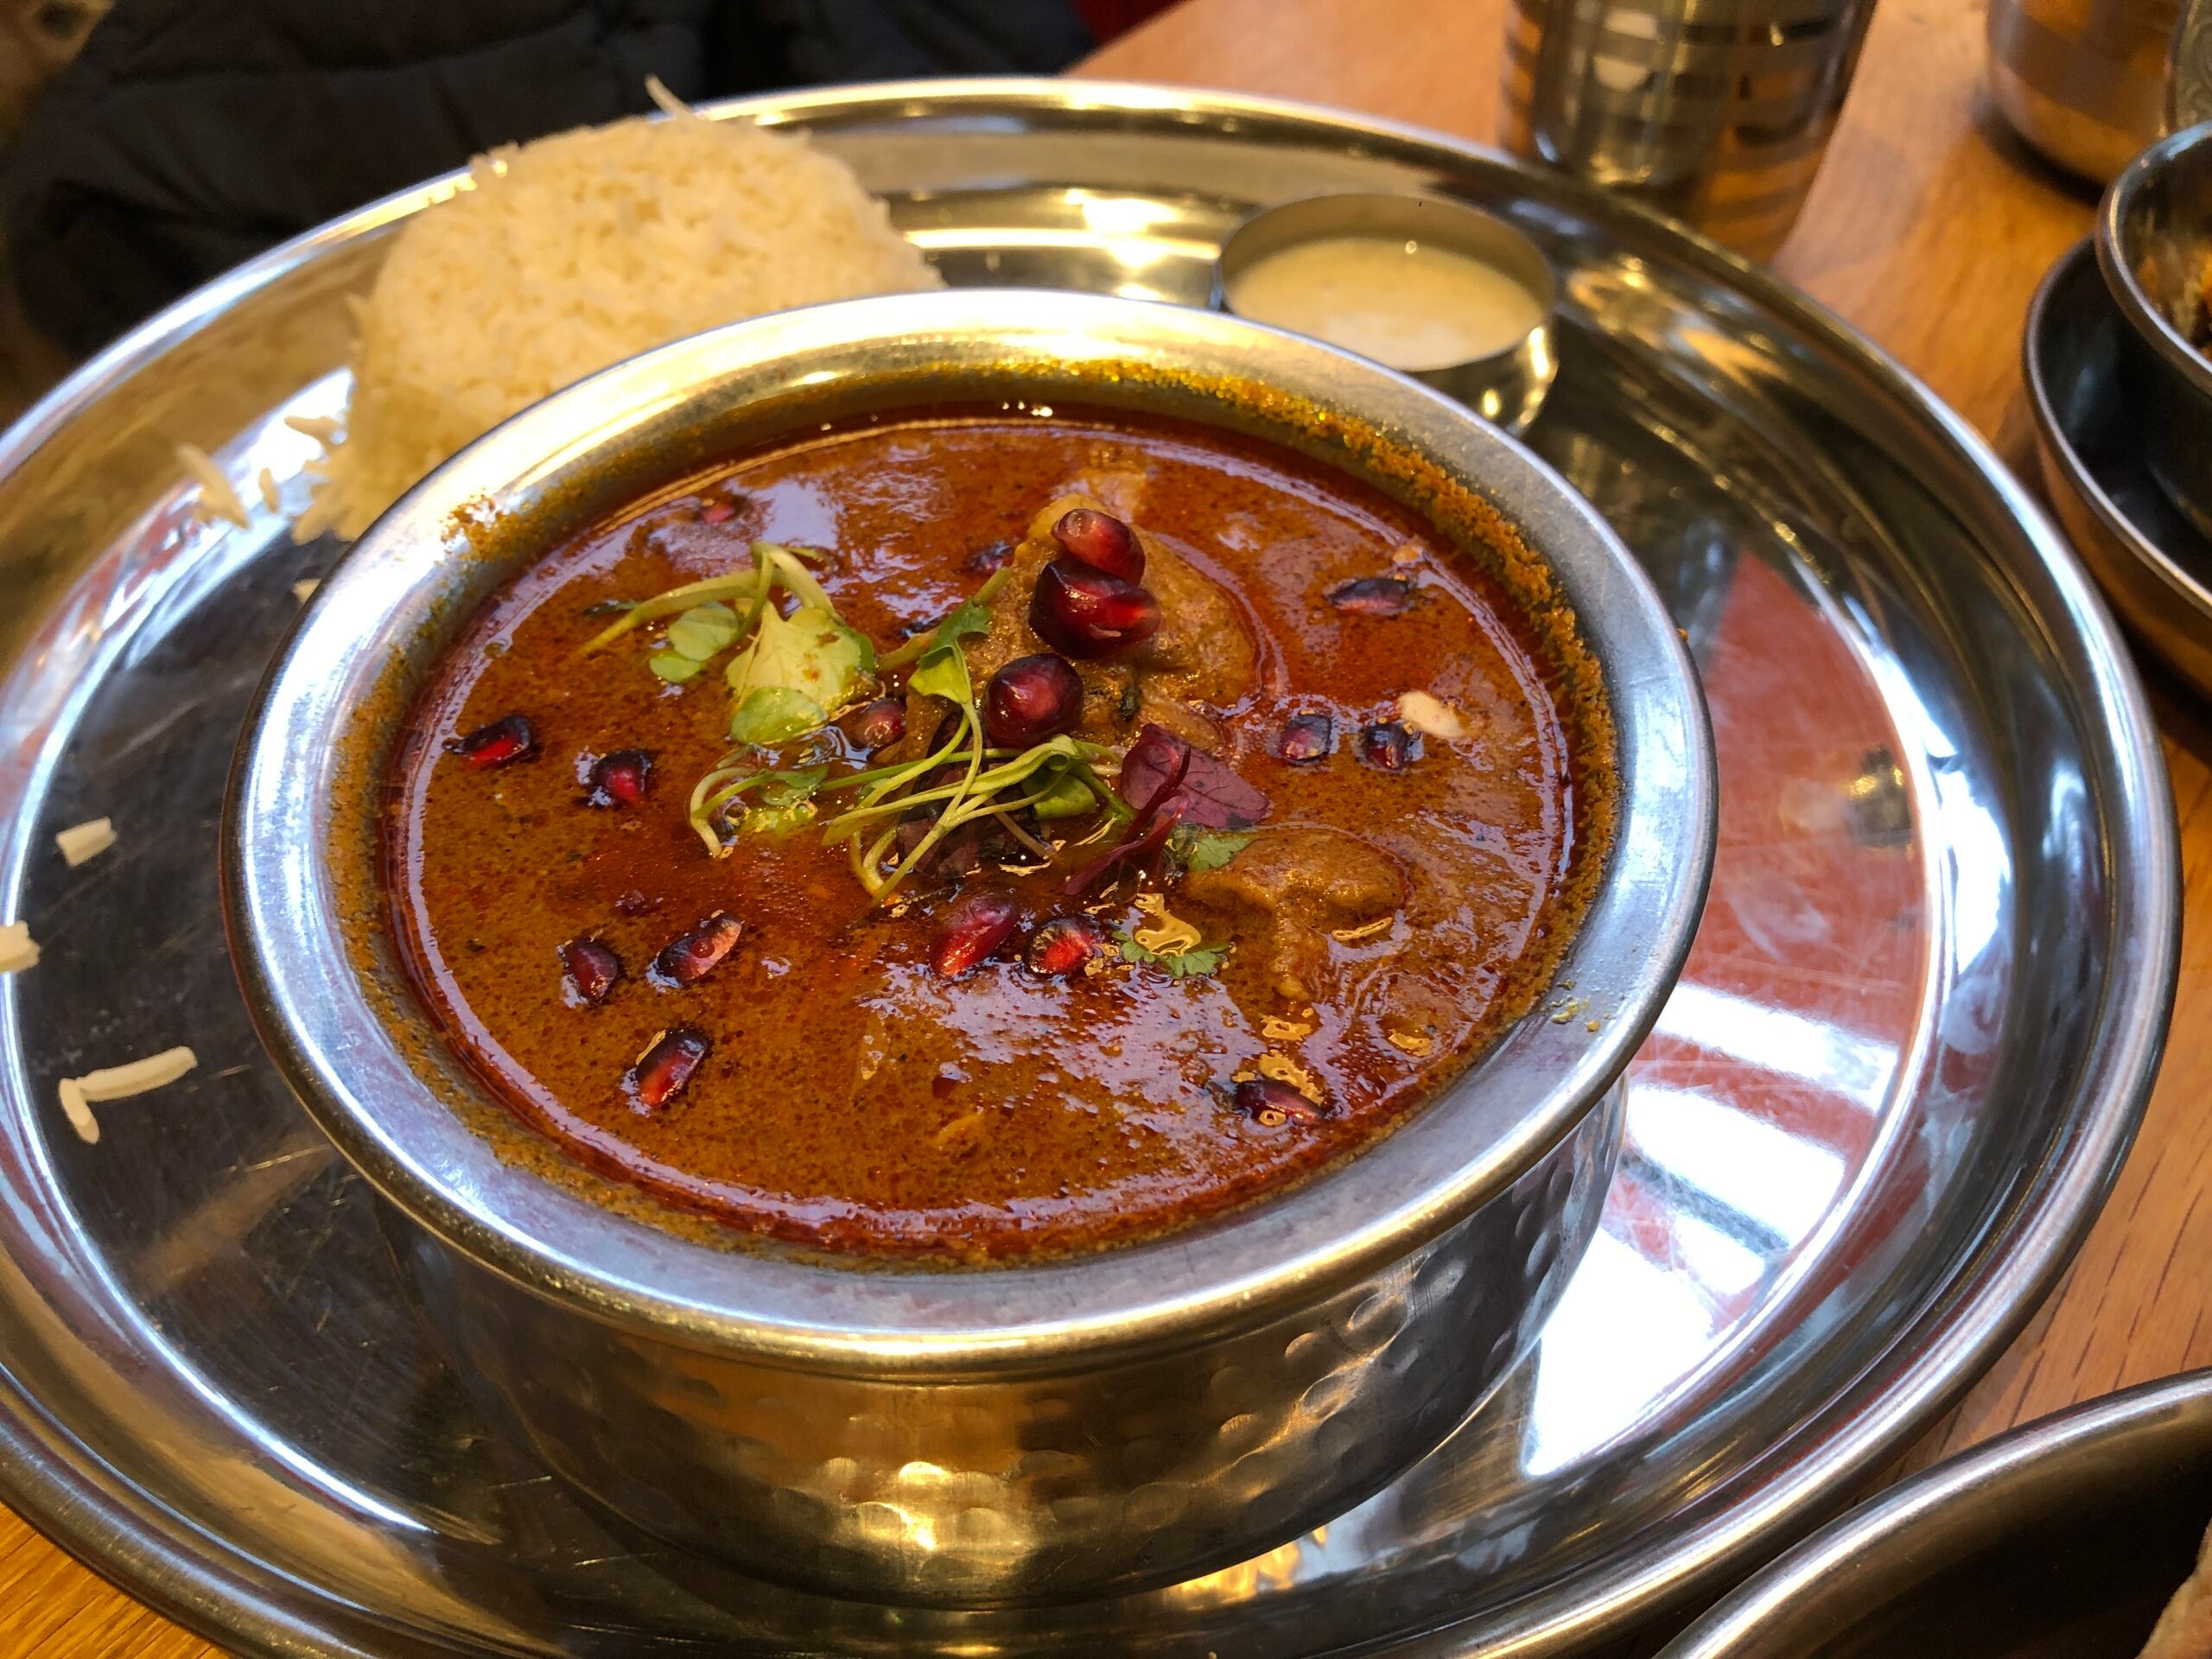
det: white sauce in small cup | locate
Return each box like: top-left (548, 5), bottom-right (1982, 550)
top-left (1227, 235), bottom-right (1544, 371)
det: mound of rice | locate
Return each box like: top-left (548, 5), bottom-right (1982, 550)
top-left (298, 86), bottom-right (940, 541)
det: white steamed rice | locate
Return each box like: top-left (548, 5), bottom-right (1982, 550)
top-left (299, 83), bottom-right (941, 541)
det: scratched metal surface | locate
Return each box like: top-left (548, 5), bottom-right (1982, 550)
top-left (0, 83), bottom-right (2177, 1656)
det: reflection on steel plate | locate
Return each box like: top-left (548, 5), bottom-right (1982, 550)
top-left (1529, 549), bottom-right (1936, 1473)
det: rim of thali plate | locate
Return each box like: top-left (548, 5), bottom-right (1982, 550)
top-left (1659, 1368), bottom-right (2212, 1656)
top-left (0, 77), bottom-right (2179, 1659)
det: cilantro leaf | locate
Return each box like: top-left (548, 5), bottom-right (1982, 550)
top-left (929, 598), bottom-right (992, 653)
top-left (877, 568), bottom-right (1008, 670)
top-left (725, 603), bottom-right (871, 722)
top-left (665, 601), bottom-right (740, 661)
top-left (729, 686), bottom-right (827, 745)
top-left (1116, 931), bottom-right (1231, 978)
top-left (1173, 827), bottom-right (1255, 873)
top-left (908, 639), bottom-right (973, 705)
top-left (739, 801), bottom-right (817, 836)
top-left (1161, 944), bottom-right (1230, 977)
top-left (1030, 769), bottom-right (1097, 820)
top-left (758, 766), bottom-right (827, 808)
top-left (650, 650), bottom-right (705, 684)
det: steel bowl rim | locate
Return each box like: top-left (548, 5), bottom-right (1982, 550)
top-left (2097, 120), bottom-right (2212, 398)
top-left (225, 283), bottom-right (1715, 1371)
top-left (0, 74), bottom-right (2176, 1659)
top-left (2025, 235), bottom-right (2212, 623)
top-left (1659, 1367), bottom-right (2212, 1656)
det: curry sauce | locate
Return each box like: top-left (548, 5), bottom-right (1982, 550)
top-left (386, 408), bottom-right (1607, 1258)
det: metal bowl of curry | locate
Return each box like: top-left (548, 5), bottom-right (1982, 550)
top-left (225, 289), bottom-right (1715, 1606)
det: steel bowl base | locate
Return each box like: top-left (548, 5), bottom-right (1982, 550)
top-left (378, 1084), bottom-right (1622, 1608)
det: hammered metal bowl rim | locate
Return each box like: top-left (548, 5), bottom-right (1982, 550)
top-left (227, 285), bottom-right (1714, 1367)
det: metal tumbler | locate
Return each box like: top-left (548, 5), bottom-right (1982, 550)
top-left (1502, 0), bottom-right (1879, 260)
top-left (1987, 0), bottom-right (2177, 183)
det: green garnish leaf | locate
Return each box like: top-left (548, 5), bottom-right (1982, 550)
top-left (577, 570), bottom-right (763, 653)
top-left (1172, 827), bottom-right (1255, 874)
top-left (739, 801), bottom-right (817, 836)
top-left (650, 650), bottom-right (705, 684)
top-left (726, 603), bottom-right (872, 718)
top-left (930, 598), bottom-right (992, 652)
top-left (729, 686), bottom-right (828, 745)
top-left (666, 601), bottom-right (740, 661)
top-left (759, 766), bottom-right (827, 808)
top-left (1030, 770), bottom-right (1097, 820)
top-left (876, 568), bottom-right (1008, 670)
top-left (908, 640), bottom-right (973, 706)
top-left (1116, 933), bottom-right (1231, 978)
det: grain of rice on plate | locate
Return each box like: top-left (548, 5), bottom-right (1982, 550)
top-left (296, 82), bottom-right (941, 543)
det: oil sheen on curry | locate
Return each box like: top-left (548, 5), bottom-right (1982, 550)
top-left (387, 406), bottom-right (1611, 1260)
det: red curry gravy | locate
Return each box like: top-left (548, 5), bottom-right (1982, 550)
top-left (387, 407), bottom-right (1611, 1259)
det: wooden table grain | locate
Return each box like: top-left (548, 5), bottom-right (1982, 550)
top-left (5, 0), bottom-right (2202, 1651)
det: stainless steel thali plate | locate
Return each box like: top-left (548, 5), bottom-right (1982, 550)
top-left (0, 79), bottom-right (2178, 1656)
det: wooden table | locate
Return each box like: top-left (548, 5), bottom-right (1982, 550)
top-left (5, 0), bottom-right (2205, 1651)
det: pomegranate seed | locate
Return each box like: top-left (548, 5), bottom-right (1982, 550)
top-left (1275, 712), bottom-right (1334, 765)
top-left (1026, 913), bottom-right (1110, 976)
top-left (984, 653), bottom-right (1083, 749)
top-left (931, 889), bottom-right (1020, 977)
top-left (558, 938), bottom-right (622, 1005)
top-left (627, 1026), bottom-right (709, 1111)
top-left (699, 498), bottom-right (738, 524)
top-left (1327, 575), bottom-right (1416, 615)
top-left (1232, 1077), bottom-right (1325, 1127)
top-left (1030, 558), bottom-right (1161, 660)
top-left (449, 714), bottom-right (537, 770)
top-left (847, 696), bottom-right (906, 752)
top-left (586, 748), bottom-right (652, 807)
top-left (652, 912), bottom-right (742, 987)
top-left (1357, 721), bottom-right (1420, 772)
top-left (1052, 507), bottom-right (1145, 582)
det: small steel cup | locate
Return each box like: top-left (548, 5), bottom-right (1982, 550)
top-left (1213, 193), bottom-right (1559, 434)
top-left (1986, 0), bottom-right (2176, 184)
top-left (1501, 0), bottom-right (1878, 261)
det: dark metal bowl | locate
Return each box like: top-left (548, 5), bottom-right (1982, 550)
top-left (2025, 236), bottom-right (2212, 697)
top-left (2098, 120), bottom-right (2212, 543)
top-left (223, 289), bottom-right (1713, 1606)
top-left (1662, 1370), bottom-right (2212, 1657)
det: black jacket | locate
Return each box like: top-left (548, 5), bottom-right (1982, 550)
top-left (3, 0), bottom-right (1090, 354)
